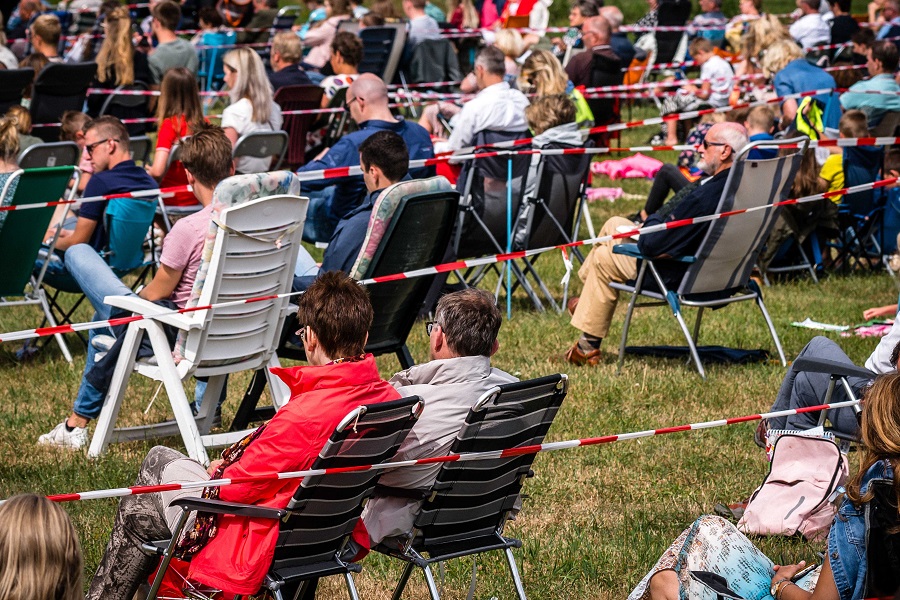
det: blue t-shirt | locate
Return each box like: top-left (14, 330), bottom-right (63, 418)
top-left (298, 118), bottom-right (435, 222)
top-left (79, 160), bottom-right (158, 251)
top-left (773, 59), bottom-right (836, 108)
top-left (748, 133), bottom-right (777, 160)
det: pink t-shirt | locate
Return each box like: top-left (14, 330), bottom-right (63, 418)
top-left (159, 203), bottom-right (213, 307)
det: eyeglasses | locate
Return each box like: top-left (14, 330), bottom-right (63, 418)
top-left (86, 138), bottom-right (112, 157)
top-left (345, 96), bottom-right (359, 112)
top-left (425, 321), bottom-right (440, 336)
top-left (298, 326), bottom-right (307, 343)
top-left (702, 140), bottom-right (728, 150)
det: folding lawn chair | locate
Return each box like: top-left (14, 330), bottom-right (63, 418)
top-left (510, 139), bottom-right (594, 311)
top-left (0, 166), bottom-right (77, 363)
top-left (232, 130), bottom-right (289, 173)
top-left (273, 84), bottom-right (324, 170)
top-left (358, 26), bottom-right (397, 80)
top-left (87, 172), bottom-right (307, 465)
top-left (0, 68), bottom-right (34, 113)
top-left (452, 130), bottom-right (544, 310)
top-left (144, 396), bottom-right (425, 600)
top-left (97, 81), bottom-right (153, 136)
top-left (826, 145), bottom-right (885, 271)
top-left (18, 141), bottom-right (81, 169)
top-left (374, 374), bottom-right (569, 600)
top-left (129, 135), bottom-right (153, 166)
top-left (232, 177), bottom-right (460, 431)
top-left (609, 138), bottom-right (808, 379)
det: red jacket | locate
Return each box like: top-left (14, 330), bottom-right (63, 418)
top-left (188, 355), bottom-right (401, 596)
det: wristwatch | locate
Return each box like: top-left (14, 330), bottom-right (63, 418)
top-left (770, 578), bottom-right (790, 599)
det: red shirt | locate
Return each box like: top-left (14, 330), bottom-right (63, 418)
top-left (187, 355), bottom-right (402, 596)
top-left (157, 115), bottom-right (201, 207)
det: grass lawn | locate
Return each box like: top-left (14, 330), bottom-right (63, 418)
top-left (5, 1), bottom-right (883, 594)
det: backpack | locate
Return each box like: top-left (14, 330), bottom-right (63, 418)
top-left (738, 433), bottom-right (848, 541)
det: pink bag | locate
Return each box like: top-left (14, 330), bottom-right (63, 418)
top-left (737, 433), bottom-right (848, 541)
top-left (590, 153), bottom-right (664, 180)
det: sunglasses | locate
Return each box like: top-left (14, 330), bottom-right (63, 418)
top-left (702, 140), bottom-right (728, 150)
top-left (86, 138), bottom-right (112, 157)
top-left (425, 321), bottom-right (440, 336)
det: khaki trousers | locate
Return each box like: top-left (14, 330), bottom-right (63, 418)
top-left (571, 216), bottom-right (638, 339)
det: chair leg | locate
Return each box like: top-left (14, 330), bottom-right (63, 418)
top-left (756, 296), bottom-right (787, 367)
top-left (392, 562), bottom-right (416, 600)
top-left (673, 307), bottom-right (706, 380)
top-left (396, 344), bottom-right (415, 370)
top-left (691, 307), bottom-right (704, 347)
top-left (422, 564), bottom-right (442, 600)
top-left (344, 572), bottom-right (361, 600)
top-left (87, 326), bottom-right (143, 459)
top-left (37, 288), bottom-right (73, 364)
top-left (616, 290), bottom-right (638, 375)
top-left (504, 547), bottom-right (528, 600)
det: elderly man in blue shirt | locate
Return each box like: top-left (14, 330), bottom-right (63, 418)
top-left (841, 40), bottom-right (900, 127)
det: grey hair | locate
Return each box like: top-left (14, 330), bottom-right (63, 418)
top-left (434, 288), bottom-right (501, 357)
top-left (716, 123), bottom-right (750, 155)
top-left (599, 5), bottom-right (623, 29)
top-left (475, 45), bottom-right (506, 77)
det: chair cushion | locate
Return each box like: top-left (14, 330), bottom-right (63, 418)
top-left (348, 176), bottom-right (451, 280)
top-left (174, 171), bottom-right (301, 362)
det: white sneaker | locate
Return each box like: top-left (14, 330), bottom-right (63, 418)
top-left (38, 421), bottom-right (88, 449)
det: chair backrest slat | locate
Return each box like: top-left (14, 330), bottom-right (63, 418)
top-left (271, 396), bottom-right (423, 575)
top-left (678, 140), bottom-right (805, 295)
top-left (18, 142), bottom-right (81, 169)
top-left (411, 374), bottom-right (567, 552)
top-left (30, 62), bottom-right (98, 142)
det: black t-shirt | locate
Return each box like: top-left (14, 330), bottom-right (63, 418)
top-left (268, 65), bottom-right (314, 92)
top-left (79, 160), bottom-right (158, 251)
top-left (831, 14), bottom-right (860, 46)
top-left (87, 52), bottom-right (154, 115)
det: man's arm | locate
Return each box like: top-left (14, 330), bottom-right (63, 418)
top-left (297, 139), bottom-right (352, 191)
top-left (139, 263), bottom-right (183, 302)
top-left (53, 216), bottom-right (98, 251)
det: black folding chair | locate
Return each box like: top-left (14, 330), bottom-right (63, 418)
top-left (374, 374), bottom-right (569, 600)
top-left (97, 81), bottom-right (153, 136)
top-left (0, 68), bottom-right (34, 113)
top-left (29, 62), bottom-right (98, 142)
top-left (145, 396), bottom-right (425, 600)
top-left (273, 84), bottom-right (324, 170)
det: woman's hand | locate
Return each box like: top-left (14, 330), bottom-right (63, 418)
top-left (863, 304), bottom-right (898, 320)
top-left (206, 459), bottom-right (225, 477)
top-left (772, 561), bottom-right (806, 585)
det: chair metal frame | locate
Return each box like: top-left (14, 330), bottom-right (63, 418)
top-left (18, 141), bottom-right (81, 169)
top-left (609, 138), bottom-right (808, 379)
top-left (233, 130), bottom-right (290, 173)
top-left (375, 374), bottom-right (568, 600)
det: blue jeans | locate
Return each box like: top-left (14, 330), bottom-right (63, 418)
top-left (65, 244), bottom-right (134, 419)
top-left (301, 187), bottom-right (337, 244)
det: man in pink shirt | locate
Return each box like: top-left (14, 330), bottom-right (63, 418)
top-left (38, 127), bottom-right (236, 449)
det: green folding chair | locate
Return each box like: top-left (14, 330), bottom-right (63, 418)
top-left (0, 166), bottom-right (77, 363)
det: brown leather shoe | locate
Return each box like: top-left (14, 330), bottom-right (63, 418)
top-left (564, 342), bottom-right (602, 366)
top-left (566, 296), bottom-right (580, 316)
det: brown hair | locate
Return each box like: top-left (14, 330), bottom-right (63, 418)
top-left (60, 111), bottom-right (90, 142)
top-left (31, 14), bottom-right (61, 47)
top-left (688, 37), bottom-right (714, 56)
top-left (526, 93), bottom-right (576, 135)
top-left (847, 373), bottom-right (900, 517)
top-left (0, 494), bottom-right (83, 600)
top-left (839, 109), bottom-right (869, 138)
top-left (6, 105), bottom-right (31, 135)
top-left (872, 39), bottom-right (900, 72)
top-left (19, 52), bottom-right (48, 99)
top-left (157, 67), bottom-right (205, 132)
top-left (85, 115), bottom-right (130, 145)
top-left (407, 0), bottom-right (427, 9)
top-left (180, 126), bottom-right (234, 188)
top-left (328, 0), bottom-right (350, 15)
top-left (297, 271), bottom-right (373, 358)
top-left (371, 0), bottom-right (399, 18)
top-left (359, 130), bottom-right (408, 182)
top-left (361, 12), bottom-right (385, 26)
top-left (152, 0), bottom-right (181, 31)
top-left (780, 135), bottom-right (823, 198)
top-left (96, 6), bottom-right (135, 85)
top-left (434, 288), bottom-right (501, 357)
top-left (886, 148), bottom-right (900, 175)
top-left (272, 30), bottom-right (303, 64)
top-left (332, 31), bottom-right (363, 67)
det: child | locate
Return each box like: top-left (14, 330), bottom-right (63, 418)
top-left (744, 105), bottom-right (777, 160)
top-left (819, 109), bottom-right (868, 197)
top-left (6, 105), bottom-right (42, 151)
top-left (59, 111), bottom-right (92, 194)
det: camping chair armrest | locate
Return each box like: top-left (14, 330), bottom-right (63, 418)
top-left (612, 243), bottom-right (696, 263)
top-left (792, 356), bottom-right (876, 380)
top-left (103, 295), bottom-right (198, 330)
top-left (169, 497), bottom-right (287, 520)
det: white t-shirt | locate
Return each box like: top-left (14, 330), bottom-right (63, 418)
top-left (700, 54), bottom-right (734, 108)
top-left (220, 98), bottom-right (285, 174)
top-left (789, 13), bottom-right (830, 49)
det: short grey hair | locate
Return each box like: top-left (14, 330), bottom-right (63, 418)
top-left (475, 45), bottom-right (506, 77)
top-left (599, 6), bottom-right (623, 29)
top-left (715, 122), bottom-right (750, 155)
top-left (434, 289), bottom-right (502, 357)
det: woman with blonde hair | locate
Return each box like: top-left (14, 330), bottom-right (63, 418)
top-left (87, 6), bottom-right (153, 116)
top-left (494, 28), bottom-right (524, 79)
top-left (147, 68), bottom-right (208, 206)
top-left (520, 49), bottom-right (593, 126)
top-left (0, 117), bottom-right (19, 229)
top-left (221, 47), bottom-right (284, 174)
top-left (629, 371), bottom-right (900, 600)
top-left (761, 39), bottom-right (835, 126)
top-left (447, 0), bottom-right (479, 28)
top-left (0, 494), bottom-right (83, 600)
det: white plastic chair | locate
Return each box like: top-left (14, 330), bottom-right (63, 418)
top-left (87, 172), bottom-right (307, 464)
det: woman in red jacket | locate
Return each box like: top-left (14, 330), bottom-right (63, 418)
top-left (87, 271), bottom-right (401, 600)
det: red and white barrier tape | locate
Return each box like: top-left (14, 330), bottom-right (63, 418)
top-left (0, 172), bottom-right (895, 344)
top-left (0, 186), bottom-right (188, 213)
top-left (37, 399), bottom-right (860, 503)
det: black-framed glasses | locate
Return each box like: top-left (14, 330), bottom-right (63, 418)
top-left (298, 326), bottom-right (307, 343)
top-left (345, 96), bottom-right (359, 112)
top-left (425, 321), bottom-right (439, 336)
top-left (86, 138), bottom-right (112, 157)
top-left (702, 140), bottom-right (727, 150)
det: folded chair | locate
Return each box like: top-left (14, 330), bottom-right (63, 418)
top-left (87, 172), bottom-right (307, 465)
top-left (233, 177), bottom-right (460, 430)
top-left (374, 374), bottom-right (569, 600)
top-left (0, 167), bottom-right (76, 362)
top-left (826, 145), bottom-right (885, 271)
top-left (145, 396), bottom-right (425, 600)
top-left (511, 140), bottom-right (594, 311)
top-left (273, 84), bottom-right (324, 170)
top-left (790, 356), bottom-right (868, 443)
top-left (18, 141), bottom-right (81, 169)
top-left (452, 130), bottom-right (543, 310)
top-left (610, 138), bottom-right (807, 379)
top-left (233, 130), bottom-right (290, 173)
top-left (29, 62), bottom-right (98, 142)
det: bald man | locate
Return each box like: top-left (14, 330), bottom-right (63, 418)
top-left (564, 123), bottom-right (749, 365)
top-left (564, 15), bottom-right (622, 88)
top-left (297, 73), bottom-right (436, 243)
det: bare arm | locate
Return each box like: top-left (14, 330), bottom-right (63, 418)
top-left (138, 263), bottom-right (183, 302)
top-left (146, 148), bottom-right (170, 180)
top-left (53, 216), bottom-right (98, 251)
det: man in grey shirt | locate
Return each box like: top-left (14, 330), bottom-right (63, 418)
top-left (148, 0), bottom-right (199, 84)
